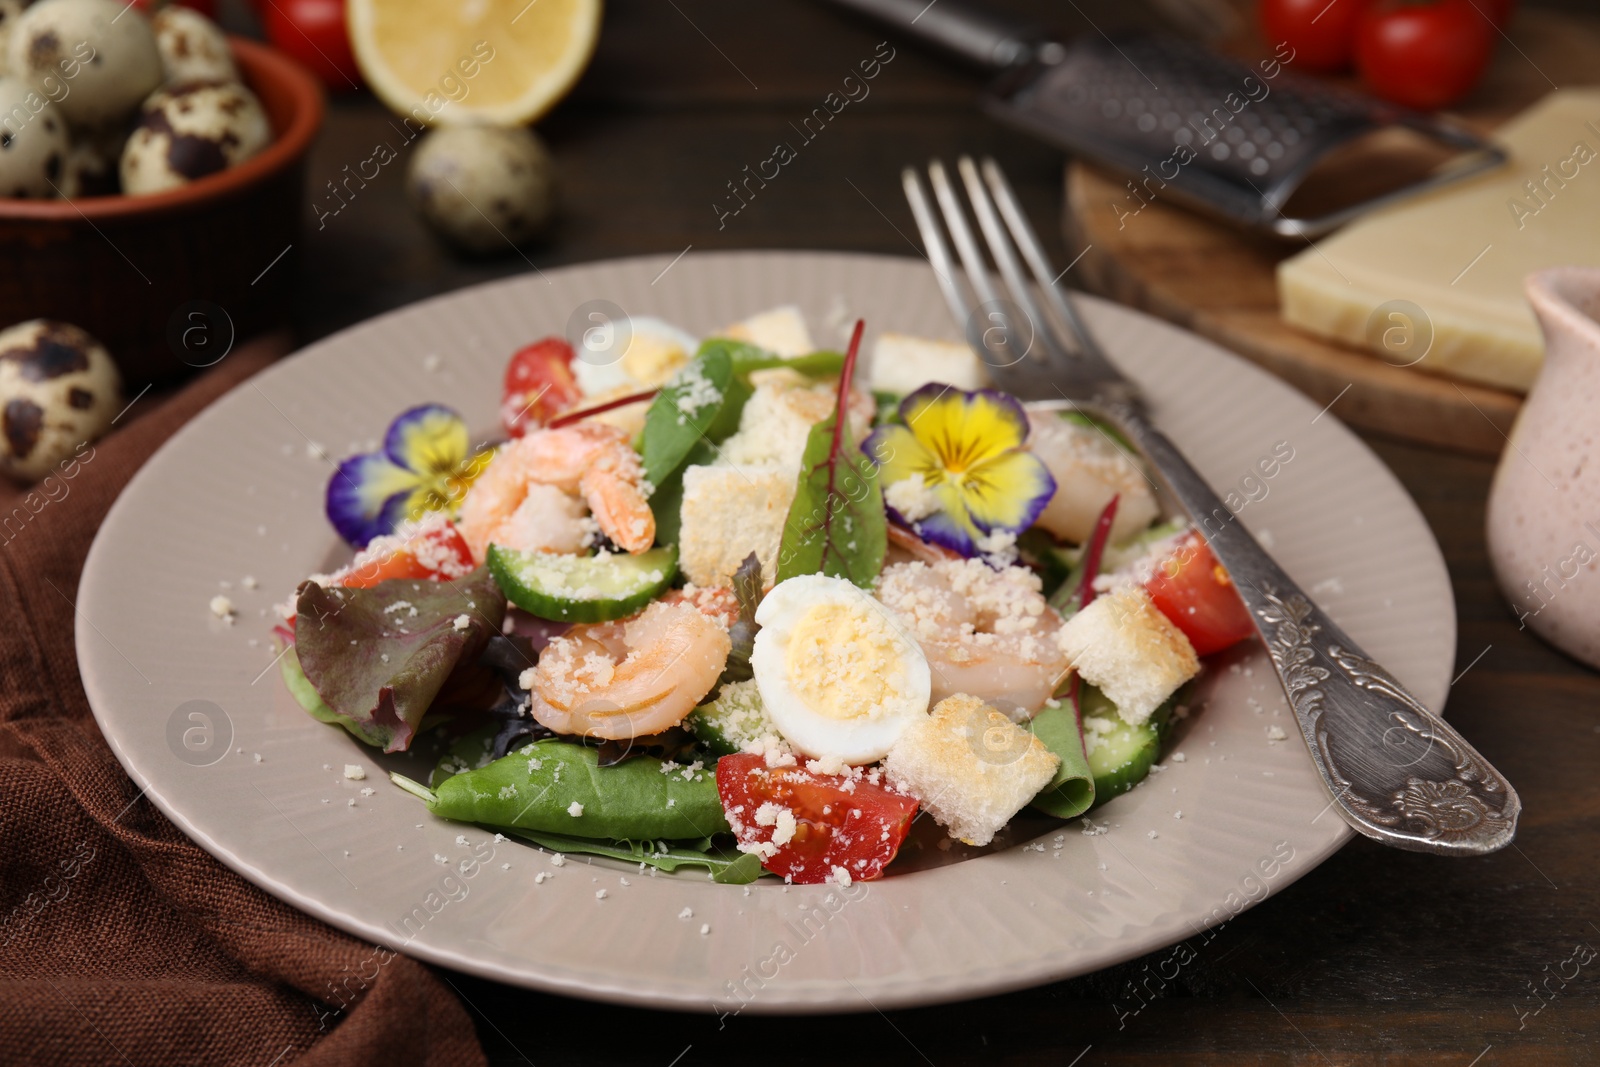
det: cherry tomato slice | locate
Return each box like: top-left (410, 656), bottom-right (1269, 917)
top-left (501, 337), bottom-right (583, 438)
top-left (1355, 0), bottom-right (1495, 111)
top-left (337, 521), bottom-right (474, 588)
top-left (716, 754), bottom-right (918, 885)
top-left (1144, 531), bottom-right (1254, 657)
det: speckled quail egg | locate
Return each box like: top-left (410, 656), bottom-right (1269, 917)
top-left (406, 125), bottom-right (556, 255)
top-left (151, 6), bottom-right (235, 85)
top-left (0, 74), bottom-right (69, 198)
top-left (0, 319), bottom-right (120, 484)
top-left (56, 126), bottom-right (121, 197)
top-left (0, 0), bottom-right (26, 78)
top-left (120, 79), bottom-right (270, 195)
top-left (8, 0), bottom-right (165, 129)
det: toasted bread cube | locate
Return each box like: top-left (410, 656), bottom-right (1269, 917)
top-left (1058, 586), bottom-right (1198, 725)
top-left (678, 463), bottom-right (795, 587)
top-left (882, 693), bottom-right (1060, 847)
top-left (718, 368), bottom-right (874, 469)
top-left (1027, 412), bottom-right (1160, 544)
top-left (718, 305), bottom-right (814, 357)
top-left (869, 332), bottom-right (987, 396)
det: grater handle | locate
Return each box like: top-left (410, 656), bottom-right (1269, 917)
top-left (817, 0), bottom-right (1045, 70)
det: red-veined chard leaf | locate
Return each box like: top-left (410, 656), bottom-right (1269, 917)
top-left (774, 320), bottom-right (886, 589)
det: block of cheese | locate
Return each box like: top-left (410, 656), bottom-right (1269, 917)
top-left (1278, 89), bottom-right (1600, 392)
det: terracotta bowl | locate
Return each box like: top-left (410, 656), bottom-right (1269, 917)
top-left (0, 37), bottom-right (324, 383)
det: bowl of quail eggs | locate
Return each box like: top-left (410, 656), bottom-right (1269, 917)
top-left (0, 0), bottom-right (323, 393)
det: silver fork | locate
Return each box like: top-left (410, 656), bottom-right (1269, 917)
top-left (904, 155), bottom-right (1518, 856)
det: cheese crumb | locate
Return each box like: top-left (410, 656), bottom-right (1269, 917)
top-left (343, 764), bottom-right (366, 780)
top-left (534, 872), bottom-right (550, 884)
top-left (700, 923), bottom-right (711, 936)
top-left (452, 614), bottom-right (472, 631)
top-left (550, 853), bottom-right (566, 867)
top-left (679, 907), bottom-right (693, 920)
top-left (567, 801), bottom-right (585, 817)
top-left (209, 595), bottom-right (235, 621)
top-left (1267, 726), bottom-right (1288, 742)
top-left (595, 889), bottom-right (608, 900)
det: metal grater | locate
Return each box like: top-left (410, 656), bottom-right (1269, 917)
top-left (822, 0), bottom-right (1506, 237)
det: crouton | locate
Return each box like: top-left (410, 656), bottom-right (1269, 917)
top-left (1027, 412), bottom-right (1160, 544)
top-left (882, 693), bottom-right (1060, 847)
top-left (717, 305), bottom-right (814, 357)
top-left (869, 332), bottom-right (986, 396)
top-left (678, 463), bottom-right (795, 587)
top-left (1057, 586), bottom-right (1198, 725)
top-left (717, 368), bottom-right (873, 469)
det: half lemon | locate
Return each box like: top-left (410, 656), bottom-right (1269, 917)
top-left (347, 0), bottom-right (602, 126)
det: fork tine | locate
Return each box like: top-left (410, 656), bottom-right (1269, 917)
top-left (955, 155), bottom-right (1073, 366)
top-left (979, 156), bottom-right (1109, 366)
top-left (926, 160), bottom-right (1027, 369)
top-left (900, 167), bottom-right (972, 336)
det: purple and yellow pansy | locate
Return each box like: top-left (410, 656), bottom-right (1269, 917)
top-left (862, 384), bottom-right (1055, 558)
top-left (326, 404), bottom-right (493, 547)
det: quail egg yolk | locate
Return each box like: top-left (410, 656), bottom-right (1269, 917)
top-left (783, 601), bottom-right (908, 721)
top-left (622, 333), bottom-right (690, 387)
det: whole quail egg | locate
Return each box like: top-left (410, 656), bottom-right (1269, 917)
top-left (0, 319), bottom-right (120, 484)
top-left (152, 6), bottom-right (235, 85)
top-left (405, 126), bottom-right (556, 255)
top-left (119, 80), bottom-right (270, 196)
top-left (56, 125), bottom-right (121, 197)
top-left (0, 0), bottom-right (26, 78)
top-left (0, 74), bottom-right (69, 197)
top-left (8, 0), bottom-right (165, 129)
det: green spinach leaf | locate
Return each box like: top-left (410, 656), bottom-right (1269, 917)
top-left (404, 738), bottom-right (731, 840)
top-left (493, 827), bottom-right (766, 884)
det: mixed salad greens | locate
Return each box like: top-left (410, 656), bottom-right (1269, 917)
top-left (277, 307), bottom-right (1256, 885)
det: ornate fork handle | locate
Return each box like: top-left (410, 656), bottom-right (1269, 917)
top-left (1107, 403), bottom-right (1520, 855)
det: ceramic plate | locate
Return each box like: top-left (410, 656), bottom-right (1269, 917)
top-left (78, 251), bottom-right (1455, 1012)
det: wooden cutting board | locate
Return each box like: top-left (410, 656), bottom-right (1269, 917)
top-left (1061, 9), bottom-right (1600, 457)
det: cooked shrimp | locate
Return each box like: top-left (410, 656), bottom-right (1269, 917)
top-left (457, 423), bottom-right (655, 561)
top-left (875, 558), bottom-right (1069, 719)
top-left (1027, 412), bottom-right (1160, 544)
top-left (520, 600), bottom-right (732, 740)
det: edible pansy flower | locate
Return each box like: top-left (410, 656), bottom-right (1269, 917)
top-left (326, 404), bottom-right (494, 548)
top-left (862, 384), bottom-right (1055, 559)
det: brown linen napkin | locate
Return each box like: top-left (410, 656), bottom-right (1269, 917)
top-left (0, 336), bottom-right (486, 1067)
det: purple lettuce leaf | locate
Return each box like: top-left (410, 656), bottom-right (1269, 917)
top-left (294, 567), bottom-right (507, 753)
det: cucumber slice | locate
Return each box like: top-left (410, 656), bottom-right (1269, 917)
top-left (684, 679), bottom-right (779, 757)
top-left (487, 544), bottom-right (677, 623)
top-left (1080, 685), bottom-right (1161, 805)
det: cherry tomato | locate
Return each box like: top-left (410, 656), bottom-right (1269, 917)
top-left (501, 337), bottom-right (583, 437)
top-left (716, 754), bottom-right (918, 885)
top-left (1144, 531), bottom-right (1255, 657)
top-left (258, 0), bottom-right (363, 93)
top-left (1258, 0), bottom-right (1375, 73)
top-left (337, 521), bottom-right (474, 588)
top-left (1355, 0), bottom-right (1495, 111)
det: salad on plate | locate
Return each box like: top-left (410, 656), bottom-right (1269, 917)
top-left (275, 305), bottom-right (1257, 886)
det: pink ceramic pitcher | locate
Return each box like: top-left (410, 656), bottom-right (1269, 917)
top-left (1488, 267), bottom-right (1600, 667)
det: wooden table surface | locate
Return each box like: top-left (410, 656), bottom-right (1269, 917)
top-left (284, 2), bottom-right (1600, 1062)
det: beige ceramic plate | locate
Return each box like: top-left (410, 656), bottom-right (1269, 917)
top-left (78, 251), bottom-right (1455, 1012)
